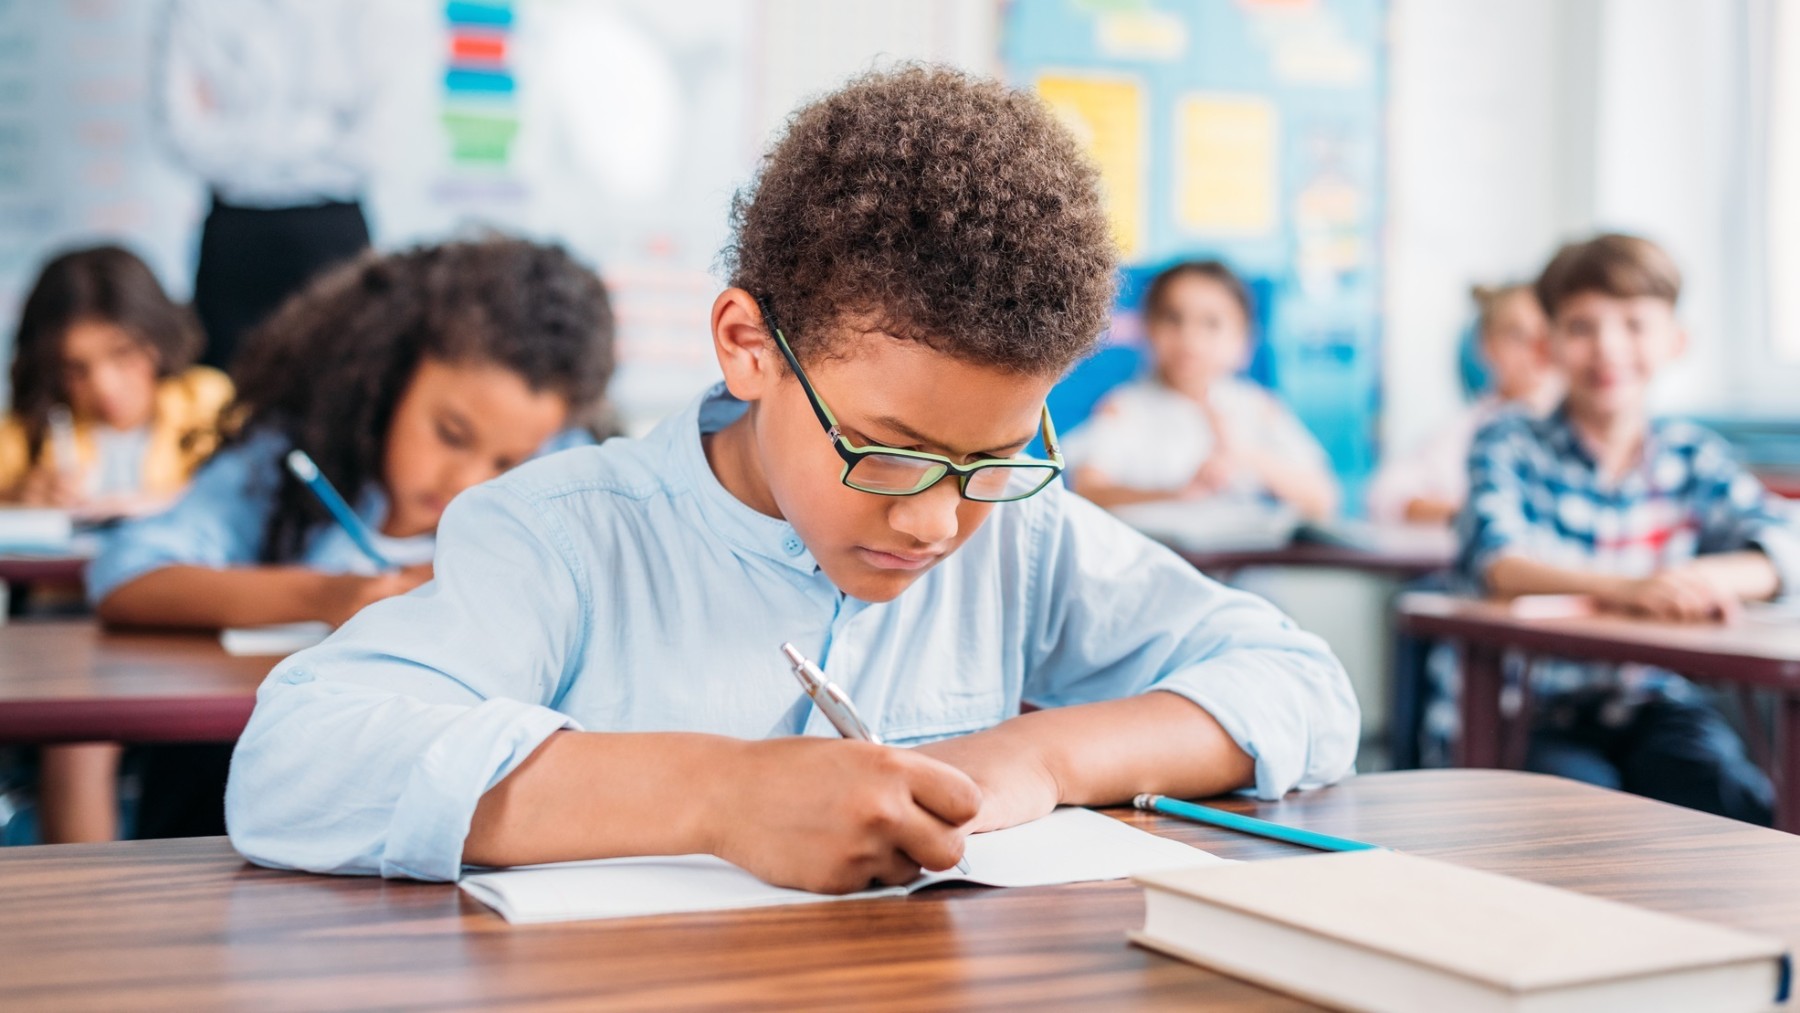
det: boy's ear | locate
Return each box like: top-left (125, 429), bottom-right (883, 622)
top-left (711, 288), bottom-right (777, 401)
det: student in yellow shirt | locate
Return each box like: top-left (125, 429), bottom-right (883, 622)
top-left (3, 245), bottom-right (231, 844)
top-left (2, 245), bottom-right (231, 517)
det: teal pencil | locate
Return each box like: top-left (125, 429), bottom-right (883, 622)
top-left (1133, 793), bottom-right (1380, 853)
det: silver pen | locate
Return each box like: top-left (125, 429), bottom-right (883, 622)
top-left (780, 642), bottom-right (971, 875)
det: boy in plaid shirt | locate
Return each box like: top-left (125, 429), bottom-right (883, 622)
top-left (1454, 233), bottom-right (1800, 824)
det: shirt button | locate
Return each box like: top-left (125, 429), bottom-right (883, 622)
top-left (782, 535), bottom-right (805, 556)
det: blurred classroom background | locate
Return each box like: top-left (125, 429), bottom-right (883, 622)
top-left (2, 0), bottom-right (1797, 772)
top-left (7, 0), bottom-right (1796, 486)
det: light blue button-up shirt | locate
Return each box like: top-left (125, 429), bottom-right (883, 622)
top-left (226, 386), bottom-right (1359, 881)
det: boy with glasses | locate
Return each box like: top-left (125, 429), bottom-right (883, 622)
top-left (226, 67), bottom-right (1358, 891)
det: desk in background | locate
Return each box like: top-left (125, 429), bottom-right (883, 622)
top-left (0, 556), bottom-right (87, 587)
top-left (0, 555), bottom-right (89, 618)
top-left (1179, 539), bottom-right (1452, 581)
top-left (1169, 523), bottom-right (1456, 760)
top-left (0, 621), bottom-right (267, 744)
top-left (3, 770), bottom-right (1797, 1009)
top-left (1395, 591), bottom-right (1800, 831)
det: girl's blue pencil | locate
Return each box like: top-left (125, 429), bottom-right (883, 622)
top-left (1133, 793), bottom-right (1380, 853)
top-left (285, 449), bottom-right (392, 570)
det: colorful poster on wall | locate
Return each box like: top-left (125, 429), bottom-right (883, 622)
top-left (1176, 93), bottom-right (1278, 235)
top-left (1003, 0), bottom-right (1387, 508)
top-left (440, 0), bottom-right (522, 180)
top-left (1036, 73), bottom-right (1148, 260)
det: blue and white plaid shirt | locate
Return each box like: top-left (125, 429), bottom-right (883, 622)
top-left (1452, 404), bottom-right (1800, 704)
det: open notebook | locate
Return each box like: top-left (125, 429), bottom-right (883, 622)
top-left (220, 621), bottom-right (331, 657)
top-left (460, 806), bottom-right (1220, 924)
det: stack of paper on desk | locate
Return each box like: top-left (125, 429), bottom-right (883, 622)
top-left (0, 508), bottom-right (74, 554)
top-left (1112, 500), bottom-right (1300, 553)
top-left (220, 621), bottom-right (331, 657)
top-left (461, 806), bottom-right (1220, 924)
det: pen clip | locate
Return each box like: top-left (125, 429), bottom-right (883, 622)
top-left (780, 642), bottom-right (882, 744)
top-left (816, 681), bottom-right (879, 742)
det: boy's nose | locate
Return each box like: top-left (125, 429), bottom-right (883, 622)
top-left (1594, 323), bottom-right (1634, 359)
top-left (886, 478), bottom-right (961, 547)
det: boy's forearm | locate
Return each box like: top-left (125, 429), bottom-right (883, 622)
top-left (464, 731), bottom-right (728, 868)
top-left (98, 565), bottom-right (340, 629)
top-left (1404, 497), bottom-right (1461, 526)
top-left (998, 691), bottom-right (1255, 806)
top-left (1246, 451), bottom-right (1337, 522)
top-left (1070, 468), bottom-right (1177, 509)
top-left (1482, 554), bottom-right (1630, 600)
top-left (1486, 551), bottom-right (1782, 603)
top-left (1684, 551), bottom-right (1782, 601)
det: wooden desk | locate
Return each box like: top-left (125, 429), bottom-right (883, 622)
top-left (1176, 524), bottom-right (1455, 580)
top-left (1394, 591), bottom-right (1800, 831)
top-left (0, 555), bottom-right (87, 587)
top-left (3, 770), bottom-right (1797, 1010)
top-left (0, 621), bottom-right (268, 743)
top-left (1181, 540), bottom-right (1451, 579)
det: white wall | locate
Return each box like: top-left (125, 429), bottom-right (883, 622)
top-left (1383, 0), bottom-right (1582, 460)
top-left (1383, 0), bottom-right (1760, 464)
top-left (1585, 0), bottom-right (1744, 414)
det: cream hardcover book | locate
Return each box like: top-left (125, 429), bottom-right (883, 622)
top-left (1131, 849), bottom-right (1788, 1013)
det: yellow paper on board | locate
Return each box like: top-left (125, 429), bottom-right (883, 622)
top-left (1176, 94), bottom-right (1278, 236)
top-left (1036, 73), bottom-right (1146, 258)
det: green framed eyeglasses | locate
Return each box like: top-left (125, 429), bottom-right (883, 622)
top-left (765, 321), bottom-right (1064, 503)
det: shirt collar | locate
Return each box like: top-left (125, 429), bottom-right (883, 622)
top-left (662, 383), bottom-right (822, 575)
top-left (1543, 399), bottom-right (1672, 487)
top-left (1542, 401), bottom-right (1592, 467)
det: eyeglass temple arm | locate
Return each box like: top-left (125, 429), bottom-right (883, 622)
top-left (1039, 405), bottom-right (1063, 463)
top-left (757, 304), bottom-right (842, 437)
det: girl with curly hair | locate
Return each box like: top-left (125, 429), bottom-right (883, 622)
top-left (90, 236), bottom-right (615, 630)
top-left (61, 237), bottom-right (613, 842)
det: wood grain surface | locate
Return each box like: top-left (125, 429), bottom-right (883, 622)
top-left (0, 621), bottom-right (268, 743)
top-left (1396, 591), bottom-right (1800, 831)
top-left (3, 769), bottom-right (1796, 1010)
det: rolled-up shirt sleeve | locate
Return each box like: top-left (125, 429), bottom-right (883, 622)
top-left (225, 482), bottom-right (588, 881)
top-left (1020, 490), bottom-right (1359, 798)
top-left (1690, 434), bottom-right (1800, 597)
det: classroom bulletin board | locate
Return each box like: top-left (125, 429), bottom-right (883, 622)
top-left (1005, 0), bottom-right (1388, 507)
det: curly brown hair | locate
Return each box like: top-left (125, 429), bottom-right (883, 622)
top-left (9, 245), bottom-right (203, 464)
top-left (724, 65), bottom-right (1117, 376)
top-left (227, 237), bottom-right (615, 562)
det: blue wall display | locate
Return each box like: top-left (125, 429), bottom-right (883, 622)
top-left (1004, 0), bottom-right (1388, 511)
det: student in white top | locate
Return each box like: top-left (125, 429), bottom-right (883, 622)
top-left (1366, 283), bottom-right (1560, 525)
top-left (1069, 260), bottom-right (1338, 521)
